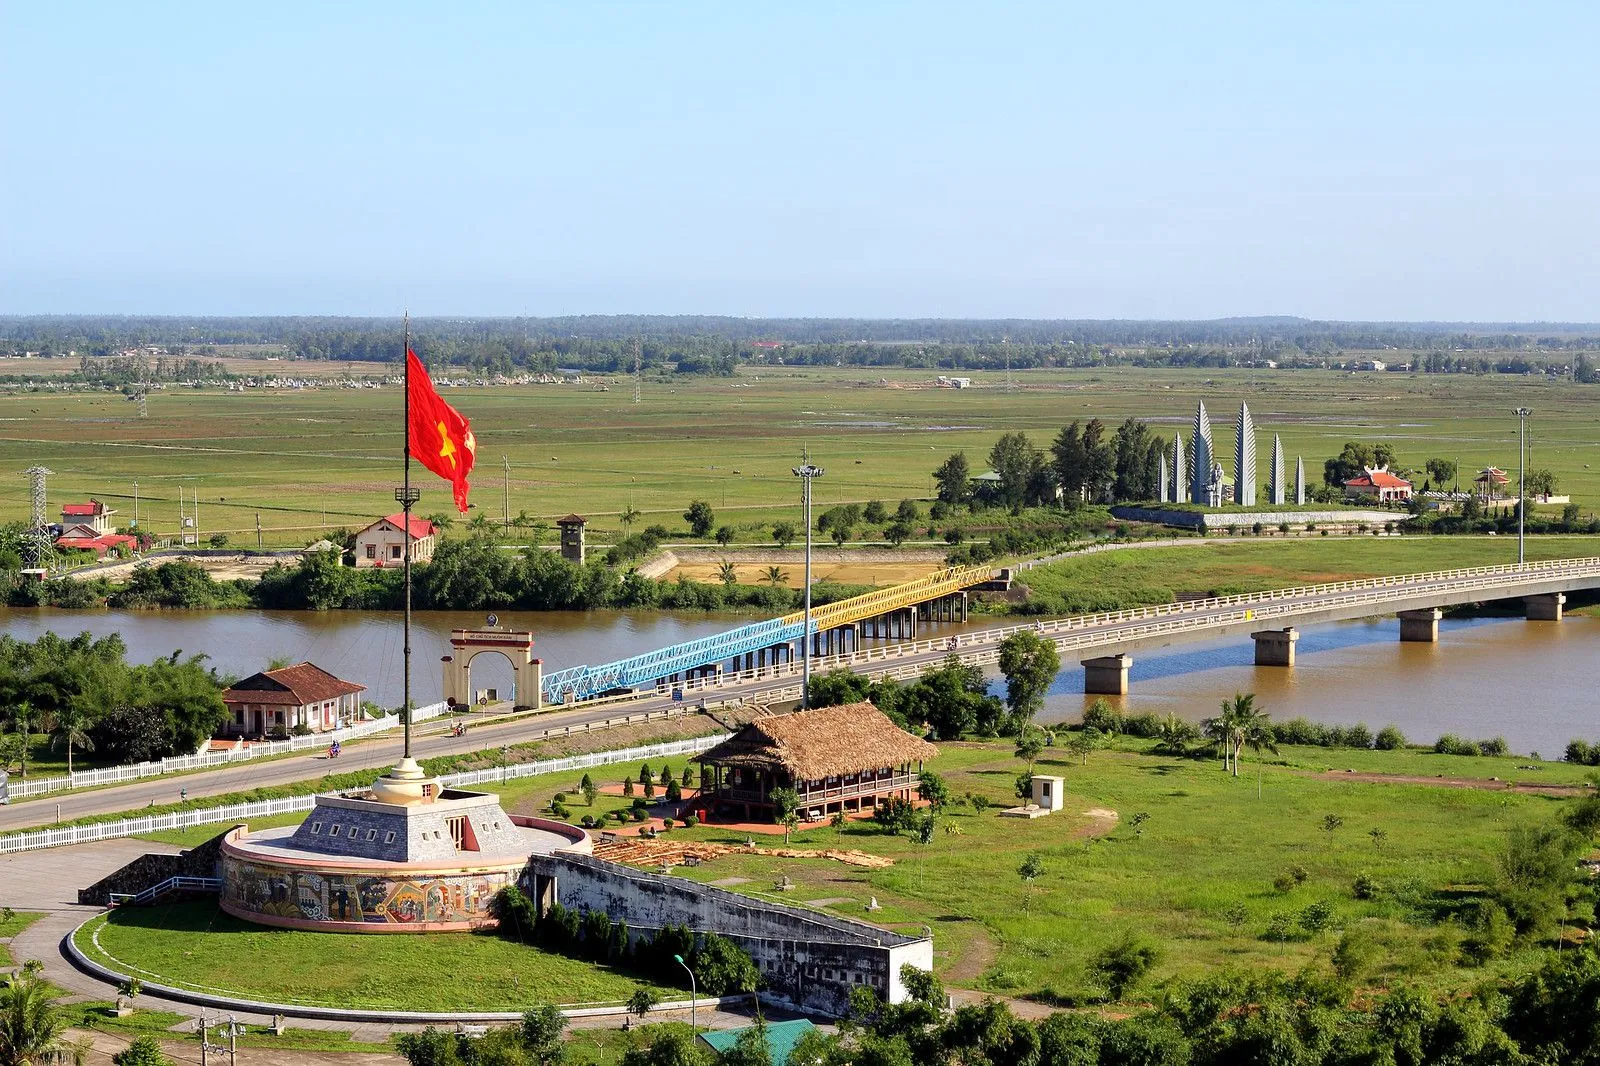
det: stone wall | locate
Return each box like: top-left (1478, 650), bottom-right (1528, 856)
top-left (523, 854), bottom-right (933, 1017)
top-left (78, 828), bottom-right (233, 905)
top-left (1112, 505), bottom-right (1412, 531)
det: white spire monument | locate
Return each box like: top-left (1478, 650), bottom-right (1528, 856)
top-left (1171, 434), bottom-right (1186, 504)
top-left (1189, 402), bottom-right (1214, 505)
top-left (1295, 455), bottom-right (1306, 505)
top-left (1270, 434), bottom-right (1286, 505)
top-left (1234, 402), bottom-right (1257, 507)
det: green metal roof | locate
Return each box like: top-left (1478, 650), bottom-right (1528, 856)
top-left (697, 1019), bottom-right (817, 1065)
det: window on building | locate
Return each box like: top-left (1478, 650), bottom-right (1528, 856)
top-left (328, 825), bottom-right (341, 837)
top-left (310, 822), bottom-right (322, 834)
top-left (366, 829), bottom-right (377, 841)
top-left (390, 544), bottom-right (403, 560)
top-left (365, 544), bottom-right (376, 560)
top-left (384, 831), bottom-right (396, 844)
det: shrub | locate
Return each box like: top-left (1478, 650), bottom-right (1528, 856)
top-left (630, 807), bottom-right (647, 822)
top-left (1352, 872), bottom-right (1380, 900)
top-left (1478, 736), bottom-right (1509, 757)
top-left (623, 778), bottom-right (635, 797)
top-left (631, 797), bottom-right (649, 811)
top-left (1299, 900), bottom-right (1336, 934)
top-left (666, 779), bottom-right (682, 802)
top-left (682, 814), bottom-right (699, 828)
top-left (1566, 740), bottom-right (1593, 765)
top-left (1081, 698), bottom-right (1123, 734)
top-left (551, 801), bottom-right (571, 819)
top-left (1374, 724), bottom-right (1407, 750)
top-left (1088, 935), bottom-right (1160, 1002)
top-left (661, 818), bottom-right (675, 831)
top-left (1333, 723), bottom-right (1374, 749)
top-left (1434, 733), bottom-right (1479, 756)
top-left (1264, 913), bottom-right (1296, 941)
top-left (1121, 712), bottom-right (1163, 739)
top-left (873, 796), bottom-right (917, 833)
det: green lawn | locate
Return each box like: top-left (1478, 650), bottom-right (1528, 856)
top-left (60, 1000), bottom-right (394, 1055)
top-left (1017, 535), bottom-right (1600, 613)
top-left (658, 738), bottom-right (1589, 1003)
top-left (1, 365), bottom-right (1593, 548)
top-left (74, 901), bottom-right (673, 1011)
top-left (105, 730), bottom-right (1600, 1010)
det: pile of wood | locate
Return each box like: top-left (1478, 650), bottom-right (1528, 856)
top-left (590, 836), bottom-right (894, 870)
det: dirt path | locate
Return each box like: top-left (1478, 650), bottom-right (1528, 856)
top-left (1316, 770), bottom-right (1590, 797)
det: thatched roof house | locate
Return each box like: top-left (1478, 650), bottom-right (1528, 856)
top-left (694, 702), bottom-right (937, 821)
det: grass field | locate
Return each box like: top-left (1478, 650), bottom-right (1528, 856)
top-left (118, 728), bottom-right (1599, 1008)
top-left (73, 901), bottom-right (673, 1011)
top-left (2, 366), bottom-right (1594, 548)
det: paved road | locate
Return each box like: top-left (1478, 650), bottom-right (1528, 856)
top-left (7, 557), bottom-right (1597, 835)
top-left (0, 703), bottom-right (703, 833)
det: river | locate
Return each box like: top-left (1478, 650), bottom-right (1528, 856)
top-left (3, 607), bottom-right (1594, 756)
top-left (1034, 613), bottom-right (1600, 758)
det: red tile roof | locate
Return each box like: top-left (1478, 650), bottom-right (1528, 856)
top-left (55, 532), bottom-right (135, 553)
top-left (361, 513), bottom-right (436, 539)
top-left (1345, 469), bottom-right (1411, 489)
top-left (223, 662), bottom-right (366, 707)
top-left (556, 513), bottom-right (586, 525)
top-left (62, 502), bottom-right (106, 516)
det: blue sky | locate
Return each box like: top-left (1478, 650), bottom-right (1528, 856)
top-left (2, 2), bottom-right (1596, 319)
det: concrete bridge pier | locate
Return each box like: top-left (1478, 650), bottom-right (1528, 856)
top-left (1082, 654), bottom-right (1133, 696)
top-left (1525, 593), bottom-right (1566, 621)
top-left (1398, 608), bottom-right (1441, 643)
top-left (1252, 627), bottom-right (1298, 667)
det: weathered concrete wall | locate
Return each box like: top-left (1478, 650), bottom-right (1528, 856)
top-left (523, 854), bottom-right (933, 1016)
top-left (78, 828), bottom-right (233, 905)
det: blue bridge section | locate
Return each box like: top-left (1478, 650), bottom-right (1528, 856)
top-left (541, 615), bottom-right (806, 703)
top-left (539, 564), bottom-right (992, 704)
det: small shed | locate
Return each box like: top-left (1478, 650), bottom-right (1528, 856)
top-left (1032, 775), bottom-right (1065, 812)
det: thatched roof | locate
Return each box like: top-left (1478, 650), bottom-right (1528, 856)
top-left (697, 702), bottom-right (937, 780)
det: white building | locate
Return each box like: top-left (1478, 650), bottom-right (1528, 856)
top-left (353, 513), bottom-right (437, 568)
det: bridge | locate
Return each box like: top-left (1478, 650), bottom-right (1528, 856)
top-left (538, 564), bottom-right (993, 703)
top-left (559, 555), bottom-right (1600, 707)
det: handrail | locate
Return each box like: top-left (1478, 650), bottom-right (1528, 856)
top-left (110, 875), bottom-right (223, 906)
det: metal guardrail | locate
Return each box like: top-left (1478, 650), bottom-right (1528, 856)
top-left (109, 875), bottom-right (222, 906)
top-left (0, 735), bottom-right (724, 856)
top-left (4, 702), bottom-right (450, 801)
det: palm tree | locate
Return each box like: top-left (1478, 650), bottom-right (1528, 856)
top-left (1152, 713), bottom-right (1192, 758)
top-left (512, 509), bottom-right (534, 529)
top-left (762, 565), bottom-right (790, 588)
top-left (50, 704), bottom-right (94, 776)
top-left (619, 506), bottom-right (641, 531)
top-left (1222, 693), bottom-right (1276, 778)
top-left (717, 561), bottom-right (738, 586)
top-left (1201, 712), bottom-right (1233, 773)
top-left (0, 970), bottom-right (69, 1066)
top-left (11, 703), bottom-right (34, 780)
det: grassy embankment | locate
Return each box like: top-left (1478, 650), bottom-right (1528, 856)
top-left (89, 729), bottom-right (1598, 1011)
top-left (1012, 535), bottom-right (1600, 614)
top-left (1, 365), bottom-right (1592, 548)
top-left (0, 909), bottom-right (45, 967)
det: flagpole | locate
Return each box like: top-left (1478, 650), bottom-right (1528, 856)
top-left (399, 311), bottom-right (417, 762)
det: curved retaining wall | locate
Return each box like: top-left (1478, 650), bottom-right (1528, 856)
top-left (218, 820), bottom-right (591, 933)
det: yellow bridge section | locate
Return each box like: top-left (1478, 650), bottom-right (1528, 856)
top-left (780, 564), bottom-right (993, 631)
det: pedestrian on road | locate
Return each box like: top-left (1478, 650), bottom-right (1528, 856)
top-left (180, 787), bottom-right (188, 803)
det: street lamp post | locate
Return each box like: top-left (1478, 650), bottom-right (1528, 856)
top-left (1514, 407), bottom-right (1532, 565)
top-left (791, 457), bottom-right (823, 709)
top-left (673, 952), bottom-right (697, 1037)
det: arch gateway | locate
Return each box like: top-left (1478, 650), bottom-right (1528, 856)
top-left (442, 628), bottom-right (541, 710)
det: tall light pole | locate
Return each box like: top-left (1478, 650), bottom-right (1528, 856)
top-left (792, 456), bottom-right (823, 708)
top-left (1514, 407), bottom-right (1532, 565)
top-left (673, 953), bottom-right (697, 1037)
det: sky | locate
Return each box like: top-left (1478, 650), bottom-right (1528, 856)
top-left (2, 2), bottom-right (1597, 320)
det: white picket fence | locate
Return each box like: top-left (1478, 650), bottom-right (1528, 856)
top-left (0, 734), bottom-right (722, 855)
top-left (3, 702), bottom-right (450, 801)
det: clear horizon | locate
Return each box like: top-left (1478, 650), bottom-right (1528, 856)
top-left (4, 3), bottom-right (1597, 320)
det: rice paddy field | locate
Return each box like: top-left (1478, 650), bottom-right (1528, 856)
top-left (1, 365), bottom-right (1595, 548)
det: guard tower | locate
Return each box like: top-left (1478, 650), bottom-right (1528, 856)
top-left (556, 514), bottom-right (586, 564)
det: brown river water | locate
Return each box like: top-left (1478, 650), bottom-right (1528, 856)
top-left (2, 608), bottom-right (1594, 756)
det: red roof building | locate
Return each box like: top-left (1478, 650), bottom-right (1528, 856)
top-left (1343, 466), bottom-right (1413, 503)
top-left (55, 523), bottom-right (136, 560)
top-left (221, 662), bottom-right (367, 738)
top-left (60, 500), bottom-right (116, 534)
top-left (353, 513), bottom-right (438, 568)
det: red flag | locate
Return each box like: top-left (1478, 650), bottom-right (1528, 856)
top-left (406, 349), bottom-right (477, 512)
